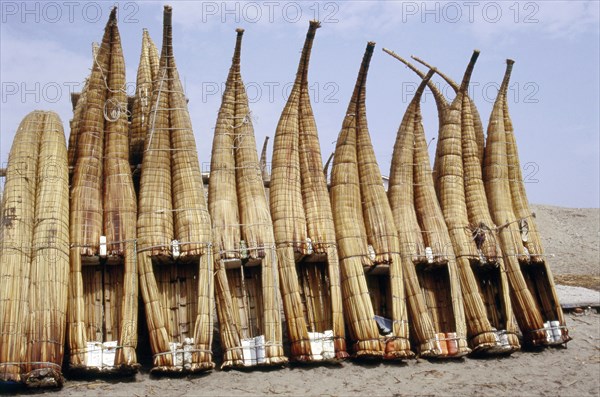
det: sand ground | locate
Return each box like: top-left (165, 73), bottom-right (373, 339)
top-left (1, 205), bottom-right (599, 397)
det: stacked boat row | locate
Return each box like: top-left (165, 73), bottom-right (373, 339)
top-left (0, 5), bottom-right (570, 389)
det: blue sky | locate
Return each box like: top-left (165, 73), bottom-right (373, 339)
top-left (1, 0), bottom-right (598, 208)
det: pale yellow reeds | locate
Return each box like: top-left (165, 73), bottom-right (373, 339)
top-left (0, 111), bottom-right (69, 388)
top-left (209, 29), bottom-right (286, 369)
top-left (484, 60), bottom-right (570, 347)
top-left (331, 42), bottom-right (413, 359)
top-left (270, 21), bottom-right (347, 362)
top-left (137, 5), bottom-right (215, 373)
top-left (67, 7), bottom-right (139, 374)
top-left (130, 29), bottom-right (160, 167)
top-left (384, 49), bottom-right (470, 358)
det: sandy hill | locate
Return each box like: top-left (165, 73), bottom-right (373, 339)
top-left (533, 204), bottom-right (599, 290)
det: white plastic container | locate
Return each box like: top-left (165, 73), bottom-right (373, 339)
top-left (306, 238), bottom-right (314, 255)
top-left (241, 338), bottom-right (256, 366)
top-left (322, 330), bottom-right (335, 360)
top-left (183, 337), bottom-right (194, 367)
top-left (254, 335), bottom-right (266, 365)
top-left (99, 236), bottom-right (107, 257)
top-left (308, 332), bottom-right (324, 360)
top-left (169, 341), bottom-right (182, 367)
top-left (86, 342), bottom-right (103, 367)
top-left (550, 320), bottom-right (562, 342)
top-left (102, 340), bottom-right (117, 367)
top-left (367, 245), bottom-right (376, 261)
top-left (543, 321), bottom-right (553, 342)
top-left (425, 247), bottom-right (434, 263)
top-left (172, 239), bottom-right (180, 259)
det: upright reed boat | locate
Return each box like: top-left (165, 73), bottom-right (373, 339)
top-left (0, 111), bottom-right (69, 387)
top-left (209, 29), bottom-right (286, 369)
top-left (330, 42), bottom-right (413, 359)
top-left (384, 50), bottom-right (470, 358)
top-left (67, 8), bottom-right (139, 374)
top-left (484, 60), bottom-right (570, 347)
top-left (395, 51), bottom-right (520, 355)
top-left (270, 21), bottom-right (347, 363)
top-left (136, 6), bottom-right (215, 374)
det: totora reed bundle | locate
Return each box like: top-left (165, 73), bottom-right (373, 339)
top-left (0, 111), bottom-right (69, 388)
top-left (209, 29), bottom-right (286, 369)
top-left (484, 60), bottom-right (570, 347)
top-left (130, 28), bottom-right (160, 169)
top-left (331, 42), bottom-right (413, 360)
top-left (137, 5), bottom-right (215, 373)
top-left (404, 51), bottom-right (520, 355)
top-left (411, 55), bottom-right (486, 167)
top-left (383, 49), bottom-right (469, 358)
top-left (270, 21), bottom-right (347, 363)
top-left (67, 7), bottom-right (139, 374)
top-left (68, 43), bottom-right (97, 172)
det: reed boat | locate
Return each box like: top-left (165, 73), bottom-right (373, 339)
top-left (392, 51), bottom-right (521, 355)
top-left (136, 6), bottom-right (215, 374)
top-left (378, 59), bottom-right (465, 358)
top-left (209, 29), bottom-right (286, 369)
top-left (330, 42), bottom-right (414, 360)
top-left (484, 60), bottom-right (571, 347)
top-left (270, 21), bottom-right (348, 363)
top-left (0, 111), bottom-right (69, 387)
top-left (67, 8), bottom-right (139, 375)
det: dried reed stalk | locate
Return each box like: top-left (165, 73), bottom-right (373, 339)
top-left (332, 43), bottom-right (412, 359)
top-left (0, 111), bottom-right (69, 388)
top-left (270, 21), bottom-right (347, 362)
top-left (382, 59), bottom-right (442, 357)
top-left (130, 29), bottom-right (160, 167)
top-left (485, 60), bottom-right (569, 347)
top-left (233, 30), bottom-right (285, 366)
top-left (137, 5), bottom-right (214, 373)
top-left (210, 29), bottom-right (286, 369)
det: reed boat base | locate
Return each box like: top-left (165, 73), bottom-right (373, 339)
top-left (150, 253), bottom-right (205, 266)
top-left (352, 344), bottom-right (415, 361)
top-left (364, 263), bottom-right (390, 275)
top-left (470, 342), bottom-right (519, 356)
top-left (149, 362), bottom-right (215, 375)
top-left (68, 363), bottom-right (140, 377)
top-left (81, 254), bottom-right (124, 266)
top-left (222, 257), bottom-right (262, 270)
top-left (23, 368), bottom-right (64, 388)
top-left (290, 351), bottom-right (348, 365)
top-left (383, 349), bottom-right (416, 361)
top-left (527, 334), bottom-right (572, 348)
top-left (221, 357), bottom-right (288, 370)
top-left (295, 252), bottom-right (328, 263)
top-left (429, 352), bottom-right (469, 360)
top-left (415, 260), bottom-right (449, 271)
